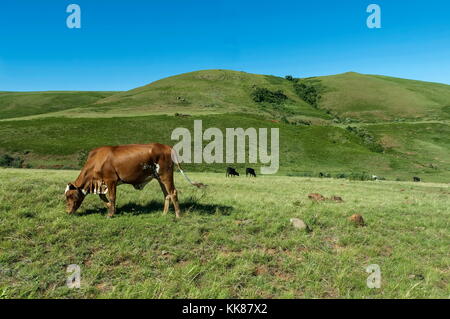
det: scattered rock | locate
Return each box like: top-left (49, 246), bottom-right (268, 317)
top-left (408, 274), bottom-right (425, 280)
top-left (308, 193), bottom-right (326, 201)
top-left (330, 196), bottom-right (344, 203)
top-left (235, 219), bottom-right (252, 226)
top-left (290, 218), bottom-right (310, 231)
top-left (253, 265), bottom-right (269, 276)
top-left (349, 214), bottom-right (365, 227)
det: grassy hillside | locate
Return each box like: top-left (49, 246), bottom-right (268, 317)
top-left (82, 69), bottom-right (330, 120)
top-left (0, 70), bottom-right (331, 122)
top-left (0, 91), bottom-right (118, 120)
top-left (0, 113), bottom-right (387, 173)
top-left (366, 123), bottom-right (450, 175)
top-left (1, 169), bottom-right (448, 298)
top-left (0, 113), bottom-right (448, 182)
top-left (0, 114), bottom-right (450, 181)
top-left (0, 69), bottom-right (449, 182)
top-left (4, 70), bottom-right (449, 123)
top-left (317, 72), bottom-right (450, 122)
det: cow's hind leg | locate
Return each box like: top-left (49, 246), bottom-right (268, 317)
top-left (170, 189), bottom-right (181, 218)
top-left (160, 178), bottom-right (181, 218)
top-left (158, 180), bottom-right (170, 215)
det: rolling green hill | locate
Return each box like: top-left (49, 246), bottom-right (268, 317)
top-left (316, 72), bottom-right (450, 121)
top-left (0, 91), bottom-right (118, 120)
top-left (0, 69), bottom-right (449, 182)
top-left (92, 69), bottom-right (331, 119)
top-left (15, 70), bottom-right (329, 122)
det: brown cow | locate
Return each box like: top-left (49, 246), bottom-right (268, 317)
top-left (64, 143), bottom-right (202, 218)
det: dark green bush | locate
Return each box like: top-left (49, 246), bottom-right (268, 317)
top-left (251, 87), bottom-right (288, 105)
top-left (348, 172), bottom-right (372, 181)
top-left (346, 126), bottom-right (385, 153)
top-left (285, 75), bottom-right (295, 81)
top-left (77, 149), bottom-right (90, 168)
top-left (0, 154), bottom-right (24, 168)
top-left (293, 81), bottom-right (322, 107)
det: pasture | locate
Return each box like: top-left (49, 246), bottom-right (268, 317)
top-left (0, 168), bottom-right (448, 298)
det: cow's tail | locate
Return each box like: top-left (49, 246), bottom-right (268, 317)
top-left (171, 148), bottom-right (207, 188)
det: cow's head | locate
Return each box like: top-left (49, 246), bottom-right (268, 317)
top-left (64, 183), bottom-right (85, 214)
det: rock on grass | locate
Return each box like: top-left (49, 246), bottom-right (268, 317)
top-left (290, 218), bottom-right (311, 232)
top-left (349, 214), bottom-right (365, 227)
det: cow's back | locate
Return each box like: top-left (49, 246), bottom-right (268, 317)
top-left (78, 143), bottom-right (172, 186)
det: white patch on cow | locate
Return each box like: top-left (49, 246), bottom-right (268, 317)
top-left (65, 185), bottom-right (70, 194)
top-left (82, 189), bottom-right (87, 195)
top-left (155, 163), bottom-right (160, 174)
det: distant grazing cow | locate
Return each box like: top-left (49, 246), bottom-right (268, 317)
top-left (413, 176), bottom-right (421, 182)
top-left (372, 175), bottom-right (379, 181)
top-left (226, 167), bottom-right (239, 177)
top-left (246, 168), bottom-right (256, 177)
top-left (64, 143), bottom-right (202, 218)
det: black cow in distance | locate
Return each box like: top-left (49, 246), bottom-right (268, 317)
top-left (246, 168), bottom-right (256, 177)
top-left (226, 167), bottom-right (239, 177)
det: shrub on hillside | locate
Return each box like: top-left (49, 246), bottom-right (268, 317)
top-left (77, 149), bottom-right (90, 168)
top-left (251, 87), bottom-right (288, 105)
top-left (293, 81), bottom-right (322, 108)
top-left (290, 119), bottom-right (312, 126)
top-left (0, 154), bottom-right (24, 168)
top-left (285, 75), bottom-right (295, 82)
top-left (346, 126), bottom-right (385, 153)
top-left (348, 172), bottom-right (372, 181)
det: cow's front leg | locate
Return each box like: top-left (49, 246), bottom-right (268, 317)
top-left (99, 194), bottom-right (110, 208)
top-left (106, 182), bottom-right (117, 218)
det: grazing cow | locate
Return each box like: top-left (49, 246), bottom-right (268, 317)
top-left (226, 167), bottom-right (239, 177)
top-left (246, 167), bottom-right (256, 177)
top-left (64, 143), bottom-right (202, 218)
top-left (413, 176), bottom-right (421, 182)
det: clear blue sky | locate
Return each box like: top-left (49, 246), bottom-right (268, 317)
top-left (1, 0), bottom-right (449, 91)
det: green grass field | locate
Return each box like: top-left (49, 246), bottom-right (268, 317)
top-left (1, 69), bottom-right (449, 299)
top-left (0, 169), bottom-right (448, 298)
